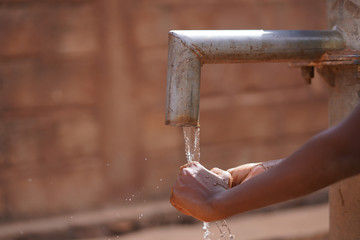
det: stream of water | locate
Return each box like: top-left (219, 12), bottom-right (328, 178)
top-left (183, 126), bottom-right (201, 163)
top-left (183, 126), bottom-right (235, 240)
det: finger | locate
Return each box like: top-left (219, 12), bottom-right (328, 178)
top-left (227, 163), bottom-right (257, 173)
top-left (211, 167), bottom-right (227, 178)
top-left (181, 162), bottom-right (201, 176)
top-left (227, 166), bottom-right (252, 186)
top-left (243, 165), bottom-right (266, 183)
top-left (210, 168), bottom-right (233, 187)
top-left (211, 167), bottom-right (225, 175)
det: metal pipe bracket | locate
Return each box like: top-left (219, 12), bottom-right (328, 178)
top-left (289, 50), bottom-right (360, 86)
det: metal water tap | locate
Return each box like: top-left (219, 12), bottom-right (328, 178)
top-left (165, 30), bottom-right (345, 127)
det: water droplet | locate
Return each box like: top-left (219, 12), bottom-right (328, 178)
top-left (106, 163), bottom-right (110, 167)
top-left (156, 186), bottom-right (159, 189)
top-left (128, 198), bottom-right (132, 202)
top-left (144, 158), bottom-right (148, 161)
top-left (159, 178), bottom-right (163, 182)
top-left (229, 234), bottom-right (235, 239)
top-left (139, 213), bottom-right (144, 219)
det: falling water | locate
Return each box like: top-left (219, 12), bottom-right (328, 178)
top-left (183, 126), bottom-right (200, 163)
top-left (216, 220), bottom-right (235, 240)
top-left (203, 222), bottom-right (211, 240)
top-left (182, 126), bottom-right (235, 240)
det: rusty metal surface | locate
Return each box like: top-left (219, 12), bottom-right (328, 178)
top-left (165, 30), bottom-right (345, 126)
top-left (288, 50), bottom-right (360, 86)
top-left (289, 50), bottom-right (360, 68)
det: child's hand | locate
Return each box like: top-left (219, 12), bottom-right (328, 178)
top-left (170, 161), bottom-right (231, 222)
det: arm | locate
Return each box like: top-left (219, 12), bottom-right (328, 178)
top-left (170, 104), bottom-right (360, 222)
top-left (211, 104), bottom-right (360, 221)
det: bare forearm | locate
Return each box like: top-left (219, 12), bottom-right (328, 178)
top-left (213, 126), bottom-right (360, 220)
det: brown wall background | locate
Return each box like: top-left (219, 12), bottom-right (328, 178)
top-left (0, 0), bottom-right (329, 221)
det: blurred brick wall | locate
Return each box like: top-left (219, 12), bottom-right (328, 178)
top-left (0, 0), bottom-right (106, 220)
top-left (0, 0), bottom-right (328, 221)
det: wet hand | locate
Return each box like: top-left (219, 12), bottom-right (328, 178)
top-left (170, 161), bottom-right (232, 222)
top-left (226, 163), bottom-right (265, 186)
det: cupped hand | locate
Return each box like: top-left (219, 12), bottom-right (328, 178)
top-left (170, 161), bottom-right (231, 222)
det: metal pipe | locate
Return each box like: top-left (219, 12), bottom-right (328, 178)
top-left (165, 30), bottom-right (345, 127)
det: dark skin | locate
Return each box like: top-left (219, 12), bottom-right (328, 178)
top-left (170, 104), bottom-right (360, 222)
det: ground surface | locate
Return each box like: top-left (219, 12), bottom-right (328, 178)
top-left (95, 204), bottom-right (329, 240)
top-left (0, 201), bottom-right (329, 240)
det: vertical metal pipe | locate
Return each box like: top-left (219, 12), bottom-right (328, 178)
top-left (165, 32), bottom-right (202, 126)
top-left (327, 1), bottom-right (360, 239)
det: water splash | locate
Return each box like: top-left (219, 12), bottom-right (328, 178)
top-left (203, 221), bottom-right (235, 240)
top-left (215, 220), bottom-right (235, 240)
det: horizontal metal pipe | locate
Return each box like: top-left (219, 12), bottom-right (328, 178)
top-left (165, 30), bottom-right (345, 127)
